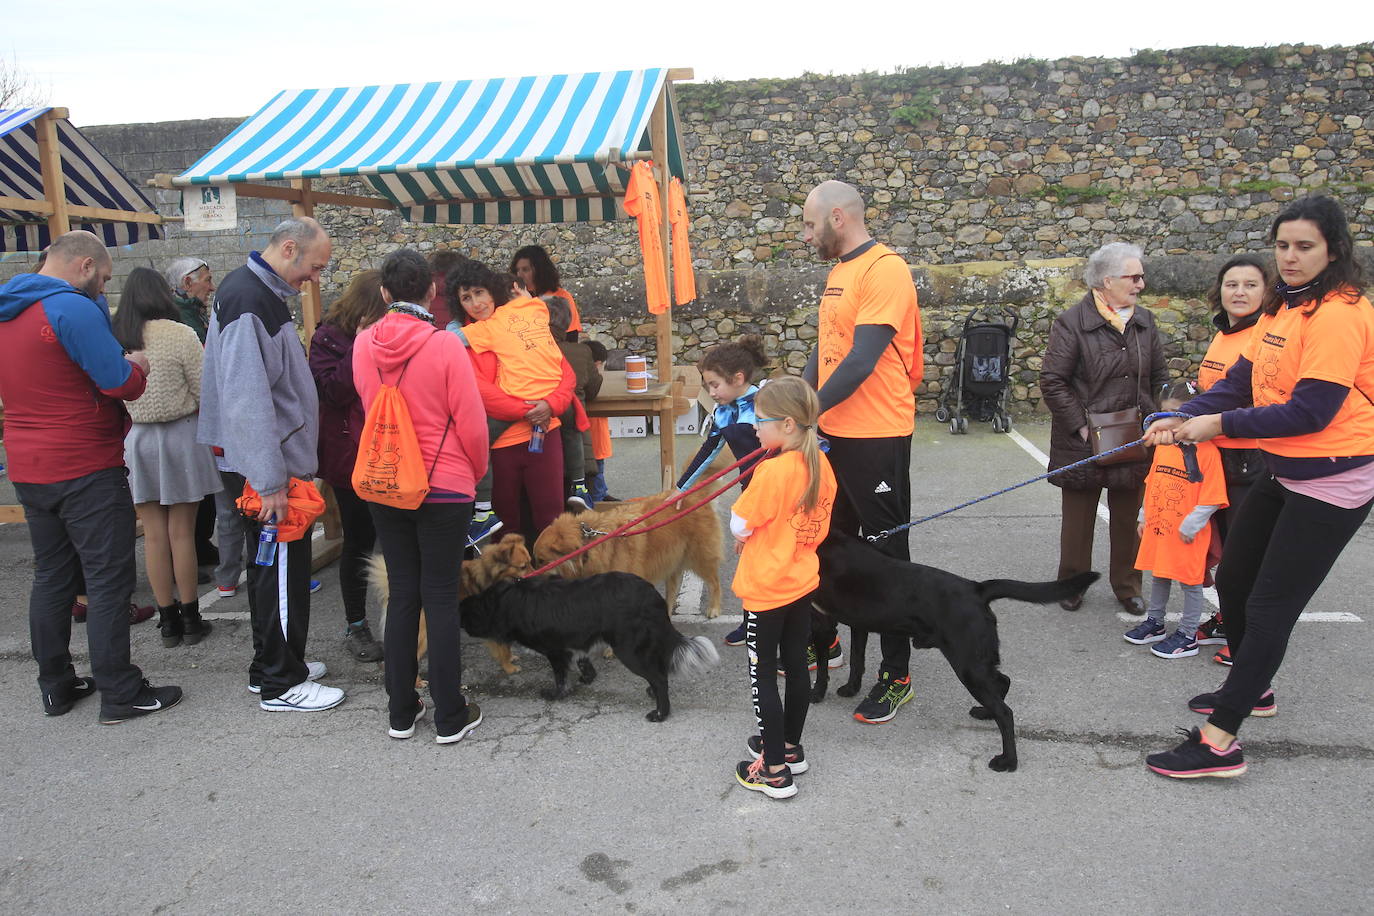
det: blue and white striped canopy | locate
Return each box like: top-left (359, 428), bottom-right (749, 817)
top-left (175, 69), bottom-right (686, 226)
top-left (0, 107), bottom-right (162, 252)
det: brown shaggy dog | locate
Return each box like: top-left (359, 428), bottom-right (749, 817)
top-left (368, 534), bottom-right (534, 679)
top-left (532, 487), bottom-right (723, 618)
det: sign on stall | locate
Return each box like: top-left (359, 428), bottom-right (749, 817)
top-left (182, 185), bottom-right (238, 231)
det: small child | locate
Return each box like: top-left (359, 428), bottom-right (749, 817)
top-left (543, 294), bottom-right (595, 509)
top-left (583, 340), bottom-right (616, 503)
top-left (730, 376), bottom-right (837, 800)
top-left (1124, 380), bottom-right (1229, 658)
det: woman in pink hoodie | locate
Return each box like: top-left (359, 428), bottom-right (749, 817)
top-left (353, 249), bottom-right (489, 745)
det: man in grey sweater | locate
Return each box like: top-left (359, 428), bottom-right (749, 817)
top-left (199, 217), bottom-right (343, 712)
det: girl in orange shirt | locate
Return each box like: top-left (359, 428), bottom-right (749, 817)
top-left (1124, 381), bottom-right (1228, 658)
top-left (730, 377), bottom-right (837, 800)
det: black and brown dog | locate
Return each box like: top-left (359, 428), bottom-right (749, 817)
top-left (459, 571), bottom-right (720, 721)
top-left (810, 530), bottom-right (1099, 772)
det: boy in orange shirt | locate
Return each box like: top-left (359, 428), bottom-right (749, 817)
top-left (1124, 381), bottom-right (1228, 658)
top-left (730, 377), bottom-right (837, 800)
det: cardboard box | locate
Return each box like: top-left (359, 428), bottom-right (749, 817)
top-left (652, 402), bottom-right (703, 436)
top-left (607, 416), bottom-right (648, 438)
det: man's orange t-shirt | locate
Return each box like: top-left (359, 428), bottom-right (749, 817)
top-left (731, 450), bottom-right (838, 612)
top-left (1243, 290), bottom-right (1374, 458)
top-left (817, 242), bottom-right (923, 438)
top-left (461, 296), bottom-right (564, 448)
top-left (1198, 323), bottom-right (1259, 449)
top-left (1135, 441), bottom-right (1228, 585)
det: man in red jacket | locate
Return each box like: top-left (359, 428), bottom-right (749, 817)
top-left (0, 231), bottom-right (182, 723)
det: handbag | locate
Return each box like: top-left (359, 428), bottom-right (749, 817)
top-left (1087, 328), bottom-right (1147, 466)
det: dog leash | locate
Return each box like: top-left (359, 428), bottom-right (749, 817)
top-left (866, 411), bottom-right (1199, 543)
top-left (524, 446), bottom-right (771, 578)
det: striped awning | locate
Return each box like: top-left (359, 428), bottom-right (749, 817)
top-left (173, 69), bottom-right (686, 226)
top-left (0, 107), bottom-right (163, 253)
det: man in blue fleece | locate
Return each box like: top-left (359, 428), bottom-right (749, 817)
top-left (0, 230), bottom-right (182, 723)
top-left (199, 217), bottom-right (344, 712)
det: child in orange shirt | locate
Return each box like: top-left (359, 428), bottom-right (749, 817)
top-left (730, 377), bottom-right (837, 800)
top-left (1124, 381), bottom-right (1229, 658)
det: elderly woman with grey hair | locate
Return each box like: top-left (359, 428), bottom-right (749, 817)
top-left (165, 257), bottom-right (215, 344)
top-left (1040, 242), bottom-right (1168, 613)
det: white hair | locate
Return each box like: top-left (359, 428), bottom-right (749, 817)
top-left (1084, 242), bottom-right (1144, 289)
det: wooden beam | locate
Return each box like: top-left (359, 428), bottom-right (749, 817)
top-left (65, 204), bottom-right (163, 225)
top-left (0, 505), bottom-right (25, 524)
top-left (0, 195), bottom-right (54, 214)
top-left (649, 87), bottom-right (676, 487)
top-left (35, 112), bottom-right (69, 238)
top-left (666, 68), bottom-right (695, 81)
top-left (151, 174), bottom-right (395, 211)
top-left (292, 178), bottom-right (324, 344)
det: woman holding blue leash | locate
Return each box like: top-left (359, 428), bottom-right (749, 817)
top-left (1142, 196), bottom-right (1374, 779)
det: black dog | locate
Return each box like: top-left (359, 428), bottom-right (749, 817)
top-left (811, 531), bottom-right (1099, 772)
top-left (459, 572), bottom-right (720, 721)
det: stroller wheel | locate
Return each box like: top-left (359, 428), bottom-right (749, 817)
top-left (948, 419), bottom-right (960, 436)
top-left (934, 406), bottom-right (950, 423)
top-left (957, 416), bottom-right (969, 435)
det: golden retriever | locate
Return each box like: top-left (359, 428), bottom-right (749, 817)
top-left (532, 487), bottom-right (723, 618)
top-left (368, 533), bottom-right (534, 679)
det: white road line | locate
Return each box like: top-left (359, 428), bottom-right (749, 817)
top-left (1007, 428), bottom-right (1363, 623)
top-left (676, 570), bottom-right (704, 615)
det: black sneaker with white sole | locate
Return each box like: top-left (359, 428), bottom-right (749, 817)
top-left (99, 680), bottom-right (183, 724)
top-left (389, 699), bottom-right (426, 739)
top-left (436, 702), bottom-right (482, 744)
top-left (43, 676), bottom-right (96, 717)
top-left (746, 734), bottom-right (808, 774)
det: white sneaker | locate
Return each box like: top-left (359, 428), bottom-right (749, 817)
top-left (259, 679), bottom-right (345, 712)
top-left (247, 660), bottom-right (326, 694)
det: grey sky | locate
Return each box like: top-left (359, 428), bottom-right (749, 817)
top-left (6, 0), bottom-right (1366, 126)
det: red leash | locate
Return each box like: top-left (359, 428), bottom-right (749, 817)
top-left (524, 446), bottom-right (771, 578)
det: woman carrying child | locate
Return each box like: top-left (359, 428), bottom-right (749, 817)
top-left (730, 376), bottom-right (837, 800)
top-left (1123, 380), bottom-right (1228, 658)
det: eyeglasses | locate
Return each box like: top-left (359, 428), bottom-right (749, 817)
top-left (1115, 274), bottom-right (1146, 284)
top-left (755, 417), bottom-right (783, 424)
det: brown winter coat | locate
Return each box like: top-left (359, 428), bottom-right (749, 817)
top-left (1040, 292), bottom-right (1169, 491)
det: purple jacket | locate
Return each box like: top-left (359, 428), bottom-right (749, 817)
top-left (309, 322), bottom-right (365, 489)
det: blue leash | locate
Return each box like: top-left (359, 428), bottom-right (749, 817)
top-left (866, 411), bottom-right (1196, 543)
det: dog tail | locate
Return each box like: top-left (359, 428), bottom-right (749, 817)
top-left (670, 634), bottom-right (721, 676)
top-left (977, 570), bottom-right (1100, 605)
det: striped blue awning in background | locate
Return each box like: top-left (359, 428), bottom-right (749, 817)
top-left (0, 107), bottom-right (163, 252)
top-left (173, 70), bottom-right (686, 226)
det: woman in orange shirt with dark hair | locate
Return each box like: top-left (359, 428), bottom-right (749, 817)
top-left (1144, 196), bottom-right (1374, 779)
top-left (511, 245), bottom-right (581, 340)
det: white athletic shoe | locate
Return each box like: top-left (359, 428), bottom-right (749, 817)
top-left (247, 660), bottom-right (327, 694)
top-left (259, 679), bottom-right (345, 712)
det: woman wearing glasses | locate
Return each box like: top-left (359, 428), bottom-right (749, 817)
top-left (1040, 242), bottom-right (1169, 614)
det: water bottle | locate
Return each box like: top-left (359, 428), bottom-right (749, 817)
top-left (528, 423), bottom-right (545, 454)
top-left (255, 516), bottom-right (279, 566)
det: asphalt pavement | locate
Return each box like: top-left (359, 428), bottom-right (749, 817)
top-left (1, 419), bottom-right (1370, 914)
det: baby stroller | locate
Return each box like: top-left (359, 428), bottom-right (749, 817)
top-left (932, 306), bottom-right (1018, 435)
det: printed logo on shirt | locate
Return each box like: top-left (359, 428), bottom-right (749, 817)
top-left (789, 496), bottom-right (834, 547)
top-left (873, 480), bottom-right (892, 494)
top-left (1262, 332), bottom-right (1287, 348)
top-left (822, 286), bottom-right (845, 298)
top-left (1199, 358), bottom-right (1226, 374)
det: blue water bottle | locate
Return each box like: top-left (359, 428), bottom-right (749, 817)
top-left (528, 423), bottom-right (545, 454)
top-left (255, 516), bottom-right (278, 566)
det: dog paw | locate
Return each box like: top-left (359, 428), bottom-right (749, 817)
top-left (540, 687), bottom-right (571, 701)
top-left (577, 661), bottom-right (598, 684)
top-left (835, 683), bottom-right (860, 699)
top-left (704, 606), bottom-right (721, 619)
top-left (645, 709), bottom-right (667, 722)
top-left (969, 705), bottom-right (994, 720)
top-left (988, 754), bottom-right (1018, 772)
top-left (501, 663), bottom-right (522, 675)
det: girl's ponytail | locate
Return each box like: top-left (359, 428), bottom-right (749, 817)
top-left (754, 376), bottom-right (823, 512)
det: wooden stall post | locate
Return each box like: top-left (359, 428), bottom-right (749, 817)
top-left (291, 178), bottom-right (323, 343)
top-left (35, 111), bottom-right (70, 238)
top-left (649, 88), bottom-right (676, 487)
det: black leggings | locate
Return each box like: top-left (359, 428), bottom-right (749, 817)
top-left (1210, 474), bottom-right (1371, 735)
top-left (332, 484), bottom-right (377, 626)
top-left (746, 595), bottom-right (813, 767)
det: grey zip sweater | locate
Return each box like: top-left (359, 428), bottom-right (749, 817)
top-left (197, 254), bottom-right (318, 497)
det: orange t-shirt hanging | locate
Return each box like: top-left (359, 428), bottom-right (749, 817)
top-left (623, 161), bottom-right (669, 314)
top-left (1134, 441), bottom-right (1228, 585)
top-left (668, 177), bottom-right (696, 305)
top-left (731, 450), bottom-right (838, 612)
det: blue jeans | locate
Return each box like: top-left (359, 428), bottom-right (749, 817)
top-left (15, 467), bottom-right (144, 706)
top-left (588, 458), bottom-right (609, 503)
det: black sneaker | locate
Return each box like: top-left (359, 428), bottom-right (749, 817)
top-left (388, 698), bottom-right (426, 739)
top-left (852, 671), bottom-right (914, 724)
top-left (344, 621), bottom-right (385, 662)
top-left (43, 676), bottom-right (96, 717)
top-left (1145, 726), bottom-right (1247, 779)
top-left (436, 702), bottom-right (482, 745)
top-left (1196, 615), bottom-right (1227, 646)
top-left (98, 680), bottom-right (183, 725)
top-left (734, 759), bottom-right (796, 799)
top-left (746, 735), bottom-right (808, 774)
top-left (1188, 687), bottom-right (1276, 718)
